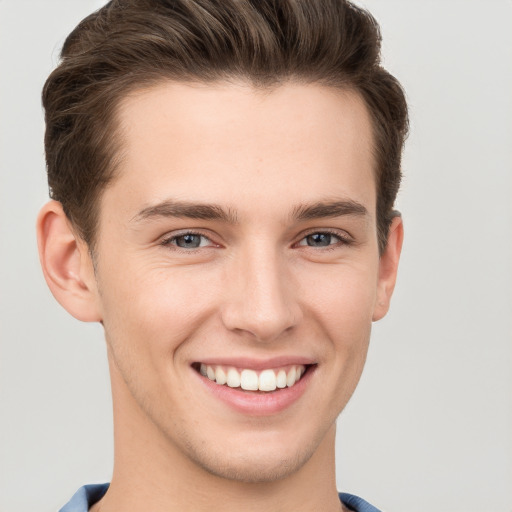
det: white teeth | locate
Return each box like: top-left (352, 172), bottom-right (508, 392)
top-left (215, 367), bottom-right (227, 385)
top-left (226, 368), bottom-right (241, 388)
top-left (200, 364), bottom-right (307, 392)
top-left (259, 369), bottom-right (277, 392)
top-left (240, 369), bottom-right (259, 390)
top-left (276, 370), bottom-right (287, 388)
top-left (286, 367), bottom-right (297, 387)
top-left (206, 366), bottom-right (216, 381)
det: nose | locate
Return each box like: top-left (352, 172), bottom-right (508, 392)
top-left (220, 245), bottom-right (302, 343)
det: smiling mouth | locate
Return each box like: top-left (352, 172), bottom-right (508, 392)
top-left (192, 363), bottom-right (312, 393)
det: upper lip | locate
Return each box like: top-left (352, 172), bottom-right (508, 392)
top-left (193, 356), bottom-right (316, 371)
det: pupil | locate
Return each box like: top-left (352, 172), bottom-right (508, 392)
top-left (307, 233), bottom-right (331, 247)
top-left (177, 234), bottom-right (201, 248)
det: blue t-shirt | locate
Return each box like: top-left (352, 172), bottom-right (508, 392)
top-left (59, 483), bottom-right (381, 511)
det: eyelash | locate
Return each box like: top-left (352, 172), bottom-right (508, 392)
top-left (295, 229), bottom-right (353, 250)
top-left (160, 230), bottom-right (215, 251)
top-left (160, 229), bottom-right (353, 252)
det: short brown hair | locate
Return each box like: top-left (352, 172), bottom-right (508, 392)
top-left (43, 0), bottom-right (408, 253)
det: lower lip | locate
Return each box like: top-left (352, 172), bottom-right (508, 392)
top-left (195, 366), bottom-right (315, 416)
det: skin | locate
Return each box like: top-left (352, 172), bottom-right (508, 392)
top-left (37, 81), bottom-right (403, 512)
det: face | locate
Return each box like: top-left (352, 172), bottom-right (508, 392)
top-left (89, 81), bottom-right (395, 482)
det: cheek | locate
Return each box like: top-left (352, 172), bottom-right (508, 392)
top-left (318, 281), bottom-right (374, 414)
top-left (299, 260), bottom-right (379, 331)
top-left (320, 280), bottom-right (374, 370)
top-left (98, 260), bottom-right (221, 356)
top-left (298, 262), bottom-right (376, 388)
top-left (97, 264), bottom-right (220, 411)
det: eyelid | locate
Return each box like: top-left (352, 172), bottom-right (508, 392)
top-left (295, 228), bottom-right (354, 245)
top-left (158, 227), bottom-right (353, 251)
top-left (159, 229), bottom-right (221, 249)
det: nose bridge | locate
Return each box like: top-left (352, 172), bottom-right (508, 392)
top-left (221, 242), bottom-right (301, 341)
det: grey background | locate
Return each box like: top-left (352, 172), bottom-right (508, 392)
top-left (1, 1), bottom-right (511, 511)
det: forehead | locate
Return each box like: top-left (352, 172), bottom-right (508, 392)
top-left (107, 80), bottom-right (376, 221)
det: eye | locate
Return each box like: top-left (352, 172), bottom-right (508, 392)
top-left (297, 231), bottom-right (349, 248)
top-left (162, 232), bottom-right (213, 249)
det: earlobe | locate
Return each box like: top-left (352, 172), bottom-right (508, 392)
top-left (36, 200), bottom-right (102, 322)
top-left (372, 216), bottom-right (404, 321)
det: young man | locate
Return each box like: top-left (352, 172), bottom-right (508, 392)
top-left (37, 1), bottom-right (408, 510)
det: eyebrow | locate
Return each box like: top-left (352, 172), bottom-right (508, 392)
top-left (131, 200), bottom-right (239, 224)
top-left (291, 199), bottom-right (368, 221)
top-left (131, 198), bottom-right (368, 225)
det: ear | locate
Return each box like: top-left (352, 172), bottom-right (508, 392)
top-left (372, 216), bottom-right (404, 321)
top-left (36, 200), bottom-right (102, 322)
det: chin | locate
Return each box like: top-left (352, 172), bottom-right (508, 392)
top-left (178, 427), bottom-right (324, 484)
top-left (193, 449), bottom-right (312, 483)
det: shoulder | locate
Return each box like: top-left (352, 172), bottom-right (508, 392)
top-left (59, 483), bottom-right (109, 512)
top-left (339, 492), bottom-right (382, 512)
